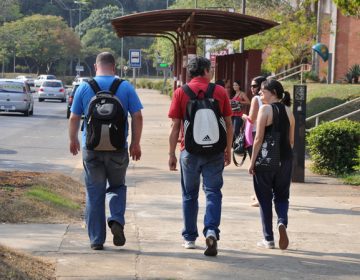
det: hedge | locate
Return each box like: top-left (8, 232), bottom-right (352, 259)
top-left (307, 120), bottom-right (360, 175)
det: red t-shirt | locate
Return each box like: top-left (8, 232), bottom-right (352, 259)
top-left (168, 77), bottom-right (232, 150)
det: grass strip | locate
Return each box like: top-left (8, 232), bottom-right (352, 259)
top-left (26, 186), bottom-right (80, 210)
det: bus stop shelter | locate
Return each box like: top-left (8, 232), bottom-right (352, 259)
top-left (111, 9), bottom-right (278, 92)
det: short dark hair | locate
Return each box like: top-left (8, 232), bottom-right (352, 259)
top-left (215, 79), bottom-right (225, 88)
top-left (187, 56), bottom-right (211, 78)
top-left (96, 52), bottom-right (115, 66)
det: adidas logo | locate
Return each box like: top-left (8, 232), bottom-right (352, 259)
top-left (203, 135), bottom-right (212, 141)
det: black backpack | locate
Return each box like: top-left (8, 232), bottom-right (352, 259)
top-left (84, 78), bottom-right (126, 151)
top-left (182, 83), bottom-right (227, 155)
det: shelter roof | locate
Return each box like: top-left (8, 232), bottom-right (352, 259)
top-left (111, 9), bottom-right (278, 41)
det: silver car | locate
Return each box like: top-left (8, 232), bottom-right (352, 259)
top-left (0, 79), bottom-right (34, 116)
top-left (38, 80), bottom-right (66, 102)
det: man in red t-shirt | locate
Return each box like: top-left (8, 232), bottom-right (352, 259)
top-left (168, 56), bottom-right (233, 257)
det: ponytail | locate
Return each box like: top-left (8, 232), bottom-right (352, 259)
top-left (281, 91), bottom-right (291, 106)
top-left (262, 79), bottom-right (292, 106)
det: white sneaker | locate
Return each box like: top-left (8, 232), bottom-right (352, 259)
top-left (257, 239), bottom-right (275, 249)
top-left (182, 240), bottom-right (196, 249)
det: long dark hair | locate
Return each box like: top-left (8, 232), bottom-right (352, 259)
top-left (261, 79), bottom-right (291, 106)
top-left (252, 76), bottom-right (266, 95)
top-left (231, 80), bottom-right (242, 98)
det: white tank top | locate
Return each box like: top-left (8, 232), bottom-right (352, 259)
top-left (253, 95), bottom-right (263, 132)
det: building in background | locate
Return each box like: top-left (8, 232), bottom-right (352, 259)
top-left (319, 0), bottom-right (360, 83)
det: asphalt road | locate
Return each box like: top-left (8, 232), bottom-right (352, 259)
top-left (0, 96), bottom-right (82, 178)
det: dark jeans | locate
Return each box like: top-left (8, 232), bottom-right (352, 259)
top-left (253, 159), bottom-right (292, 241)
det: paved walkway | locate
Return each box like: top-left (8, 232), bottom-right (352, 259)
top-left (0, 89), bottom-right (359, 279)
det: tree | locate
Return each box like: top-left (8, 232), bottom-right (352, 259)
top-left (0, 15), bottom-right (80, 73)
top-left (0, 0), bottom-right (22, 24)
top-left (75, 5), bottom-right (122, 37)
top-left (333, 0), bottom-right (360, 18)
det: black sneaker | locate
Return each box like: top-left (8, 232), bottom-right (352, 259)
top-left (204, 236), bottom-right (218, 257)
top-left (111, 221), bottom-right (126, 246)
top-left (90, 244), bottom-right (104, 250)
top-left (278, 223), bottom-right (289, 250)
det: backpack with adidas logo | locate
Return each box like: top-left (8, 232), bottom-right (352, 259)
top-left (182, 83), bottom-right (227, 155)
top-left (84, 78), bottom-right (126, 151)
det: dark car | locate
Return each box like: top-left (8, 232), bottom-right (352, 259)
top-left (67, 83), bottom-right (79, 118)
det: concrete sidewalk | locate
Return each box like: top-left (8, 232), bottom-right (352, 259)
top-left (0, 89), bottom-right (359, 279)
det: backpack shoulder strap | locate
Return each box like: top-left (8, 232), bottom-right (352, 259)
top-left (182, 84), bottom-right (197, 100)
top-left (204, 83), bottom-right (216, 98)
top-left (87, 79), bottom-right (101, 94)
top-left (109, 78), bottom-right (124, 95)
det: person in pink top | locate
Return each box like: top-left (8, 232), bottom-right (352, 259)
top-left (231, 80), bottom-right (250, 139)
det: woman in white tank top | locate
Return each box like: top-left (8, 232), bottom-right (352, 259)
top-left (242, 76), bottom-right (267, 207)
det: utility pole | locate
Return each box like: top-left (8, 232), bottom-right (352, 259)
top-left (314, 0), bottom-right (322, 77)
top-left (114, 0), bottom-right (125, 78)
top-left (239, 0), bottom-right (246, 53)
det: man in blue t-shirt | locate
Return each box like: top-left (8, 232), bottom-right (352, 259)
top-left (69, 52), bottom-right (143, 250)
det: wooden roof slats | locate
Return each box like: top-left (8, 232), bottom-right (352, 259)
top-left (111, 9), bottom-right (278, 41)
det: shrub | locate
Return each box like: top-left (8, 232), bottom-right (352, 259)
top-left (304, 71), bottom-right (319, 82)
top-left (307, 120), bottom-right (360, 175)
top-left (345, 64), bottom-right (360, 84)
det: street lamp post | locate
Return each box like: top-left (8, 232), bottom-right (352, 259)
top-left (114, 0), bottom-right (124, 78)
top-left (74, 1), bottom-right (86, 76)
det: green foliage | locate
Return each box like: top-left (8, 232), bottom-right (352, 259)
top-left (26, 186), bottom-right (81, 210)
top-left (0, 0), bottom-right (22, 24)
top-left (76, 5), bottom-right (122, 37)
top-left (342, 172), bottom-right (360, 185)
top-left (307, 120), bottom-right (360, 175)
top-left (304, 70), bottom-right (319, 82)
top-left (333, 0), bottom-right (360, 18)
top-left (0, 15), bottom-right (80, 73)
top-left (137, 78), bottom-right (173, 95)
top-left (346, 64), bottom-right (360, 84)
top-left (245, 8), bottom-right (316, 72)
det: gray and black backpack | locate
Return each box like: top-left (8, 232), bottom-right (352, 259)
top-left (182, 83), bottom-right (227, 155)
top-left (84, 78), bottom-right (126, 151)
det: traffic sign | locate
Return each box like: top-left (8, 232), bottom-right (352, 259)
top-left (129, 49), bottom-right (141, 68)
top-left (75, 65), bottom-right (84, 72)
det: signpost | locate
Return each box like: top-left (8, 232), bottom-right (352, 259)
top-left (75, 65), bottom-right (84, 76)
top-left (129, 49), bottom-right (141, 68)
top-left (129, 49), bottom-right (141, 88)
top-left (292, 85), bottom-right (307, 183)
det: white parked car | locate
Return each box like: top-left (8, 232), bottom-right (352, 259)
top-left (38, 80), bottom-right (66, 102)
top-left (0, 79), bottom-right (34, 116)
top-left (16, 75), bottom-right (35, 88)
top-left (72, 76), bottom-right (91, 86)
top-left (34, 74), bottom-right (57, 88)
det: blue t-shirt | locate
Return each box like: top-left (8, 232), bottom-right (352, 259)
top-left (71, 76), bottom-right (143, 148)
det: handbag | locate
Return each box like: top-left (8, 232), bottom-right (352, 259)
top-left (232, 129), bottom-right (247, 167)
top-left (230, 100), bottom-right (242, 112)
top-left (254, 104), bottom-right (281, 172)
top-left (244, 118), bottom-right (254, 148)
